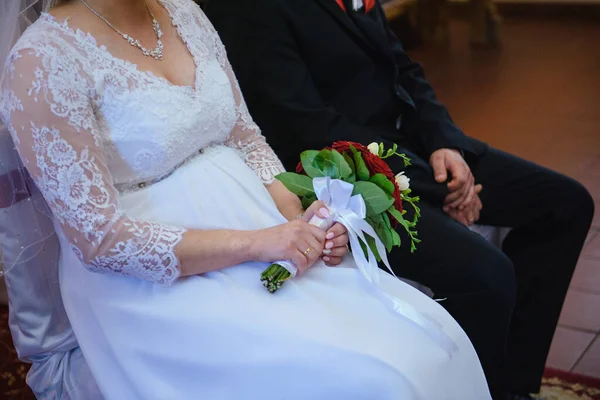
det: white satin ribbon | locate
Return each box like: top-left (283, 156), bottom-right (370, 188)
top-left (279, 177), bottom-right (458, 356)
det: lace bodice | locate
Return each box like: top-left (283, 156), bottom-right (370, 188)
top-left (0, 0), bottom-right (285, 284)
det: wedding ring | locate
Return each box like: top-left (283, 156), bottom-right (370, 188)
top-left (304, 247), bottom-right (312, 255)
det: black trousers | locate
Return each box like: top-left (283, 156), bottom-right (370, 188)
top-left (386, 145), bottom-right (594, 399)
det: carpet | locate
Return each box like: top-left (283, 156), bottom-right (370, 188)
top-left (1, 305), bottom-right (599, 399)
top-left (0, 306), bottom-right (31, 400)
top-left (538, 368), bottom-right (600, 400)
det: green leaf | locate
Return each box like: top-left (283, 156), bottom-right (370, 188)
top-left (301, 194), bottom-right (317, 210)
top-left (375, 226), bottom-right (394, 253)
top-left (312, 149), bottom-right (327, 168)
top-left (300, 150), bottom-right (325, 178)
top-left (352, 181), bottom-right (394, 216)
top-left (382, 212), bottom-right (392, 230)
top-left (331, 149), bottom-right (352, 179)
top-left (366, 235), bottom-right (382, 262)
top-left (398, 153), bottom-right (412, 167)
top-left (356, 235), bottom-right (382, 262)
top-left (374, 221), bottom-right (393, 252)
top-left (369, 213), bottom-right (394, 253)
top-left (369, 173), bottom-right (395, 196)
top-left (391, 228), bottom-right (401, 247)
top-left (387, 206), bottom-right (405, 225)
top-left (353, 152), bottom-right (370, 181)
top-left (366, 214), bottom-right (384, 232)
top-left (275, 172), bottom-right (315, 197)
top-left (342, 152), bottom-right (356, 183)
top-left (388, 205), bottom-right (412, 232)
top-left (315, 149), bottom-right (340, 179)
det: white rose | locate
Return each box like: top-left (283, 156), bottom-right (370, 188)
top-left (395, 172), bottom-right (410, 191)
top-left (367, 142), bottom-right (379, 156)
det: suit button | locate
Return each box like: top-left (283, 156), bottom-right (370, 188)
top-left (395, 115), bottom-right (403, 130)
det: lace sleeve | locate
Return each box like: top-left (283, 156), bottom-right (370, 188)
top-left (0, 43), bottom-right (185, 285)
top-left (221, 56), bottom-right (286, 184)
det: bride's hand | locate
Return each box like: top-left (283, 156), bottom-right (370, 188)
top-left (322, 223), bottom-right (349, 266)
top-left (250, 220), bottom-right (326, 275)
top-left (303, 201), bottom-right (349, 266)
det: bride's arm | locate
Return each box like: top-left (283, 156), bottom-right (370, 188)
top-left (1, 44), bottom-right (323, 283)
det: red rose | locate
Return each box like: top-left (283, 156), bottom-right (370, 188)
top-left (363, 152), bottom-right (393, 178)
top-left (331, 141), bottom-right (368, 154)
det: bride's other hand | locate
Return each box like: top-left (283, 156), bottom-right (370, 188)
top-left (322, 224), bottom-right (349, 266)
top-left (302, 200), bottom-right (349, 266)
top-left (302, 200), bottom-right (330, 222)
top-left (250, 220), bottom-right (326, 275)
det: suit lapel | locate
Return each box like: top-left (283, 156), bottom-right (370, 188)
top-left (314, 0), bottom-right (378, 53)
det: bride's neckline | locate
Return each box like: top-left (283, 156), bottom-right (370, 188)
top-left (39, 1), bottom-right (199, 93)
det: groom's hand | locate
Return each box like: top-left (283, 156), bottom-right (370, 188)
top-left (446, 191), bottom-right (483, 226)
top-left (430, 149), bottom-right (482, 212)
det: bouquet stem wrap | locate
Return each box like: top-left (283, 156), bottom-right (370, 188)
top-left (280, 177), bottom-right (458, 357)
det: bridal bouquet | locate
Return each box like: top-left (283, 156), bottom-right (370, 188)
top-left (261, 141), bottom-right (421, 293)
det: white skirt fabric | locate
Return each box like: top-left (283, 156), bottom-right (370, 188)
top-left (59, 146), bottom-right (491, 400)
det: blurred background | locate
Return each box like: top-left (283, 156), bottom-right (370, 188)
top-left (1, 0), bottom-right (599, 398)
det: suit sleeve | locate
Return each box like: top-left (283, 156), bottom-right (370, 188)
top-left (374, 2), bottom-right (479, 157)
top-left (205, 0), bottom-right (387, 169)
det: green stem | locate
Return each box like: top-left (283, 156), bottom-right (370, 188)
top-left (261, 263), bottom-right (292, 293)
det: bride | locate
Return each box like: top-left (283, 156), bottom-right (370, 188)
top-left (0, 0), bottom-right (492, 398)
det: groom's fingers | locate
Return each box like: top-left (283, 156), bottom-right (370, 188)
top-left (430, 152), bottom-right (448, 183)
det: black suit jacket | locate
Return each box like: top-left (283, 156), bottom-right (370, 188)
top-left (205, 0), bottom-right (487, 177)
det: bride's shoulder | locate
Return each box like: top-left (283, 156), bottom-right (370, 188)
top-left (9, 15), bottom-right (79, 61)
top-left (4, 16), bottom-right (91, 92)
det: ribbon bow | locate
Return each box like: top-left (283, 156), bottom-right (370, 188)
top-left (314, 177), bottom-right (458, 356)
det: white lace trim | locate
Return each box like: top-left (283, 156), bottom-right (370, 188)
top-left (226, 133), bottom-right (286, 184)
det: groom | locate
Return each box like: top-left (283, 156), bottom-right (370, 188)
top-left (205, 1), bottom-right (594, 399)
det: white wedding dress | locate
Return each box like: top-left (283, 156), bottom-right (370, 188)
top-left (0, 1), bottom-right (491, 398)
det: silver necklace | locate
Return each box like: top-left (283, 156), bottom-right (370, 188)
top-left (79, 0), bottom-right (164, 61)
